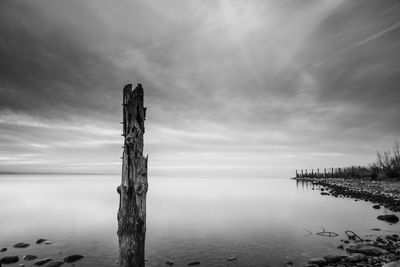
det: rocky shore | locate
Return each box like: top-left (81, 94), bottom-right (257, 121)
top-left (296, 177), bottom-right (400, 267)
top-left (304, 234), bottom-right (400, 267)
top-left (302, 177), bottom-right (400, 213)
top-left (0, 238), bottom-right (84, 266)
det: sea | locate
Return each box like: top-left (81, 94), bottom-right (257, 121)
top-left (0, 175), bottom-right (399, 266)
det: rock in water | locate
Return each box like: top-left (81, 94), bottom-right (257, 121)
top-left (34, 258), bottom-right (52, 265)
top-left (188, 261), bottom-right (200, 265)
top-left (1, 256), bottom-right (19, 264)
top-left (13, 243), bottom-right (29, 248)
top-left (23, 255), bottom-right (38, 261)
top-left (0, 248), bottom-right (6, 252)
top-left (373, 204), bottom-right (381, 209)
top-left (346, 244), bottom-right (388, 256)
top-left (36, 239), bottom-right (47, 244)
top-left (323, 255), bottom-right (342, 263)
top-left (46, 261), bottom-right (64, 267)
top-left (377, 214), bottom-right (399, 223)
top-left (63, 255), bottom-right (84, 263)
top-left (308, 257), bottom-right (327, 265)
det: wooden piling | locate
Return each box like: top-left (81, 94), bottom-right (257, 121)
top-left (117, 83), bottom-right (148, 267)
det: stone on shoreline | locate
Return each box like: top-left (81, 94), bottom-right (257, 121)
top-left (1, 256), bottom-right (19, 264)
top-left (383, 262), bottom-right (400, 267)
top-left (373, 204), bottom-right (381, 209)
top-left (377, 214), bottom-right (399, 223)
top-left (347, 253), bottom-right (367, 262)
top-left (323, 255), bottom-right (343, 263)
top-left (308, 257), bottom-right (327, 265)
top-left (346, 244), bottom-right (388, 256)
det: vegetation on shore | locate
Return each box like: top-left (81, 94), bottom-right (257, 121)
top-left (297, 141), bottom-right (400, 179)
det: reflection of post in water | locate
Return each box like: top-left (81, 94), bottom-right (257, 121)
top-left (117, 83), bottom-right (148, 267)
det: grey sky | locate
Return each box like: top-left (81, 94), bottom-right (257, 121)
top-left (0, 0), bottom-right (399, 177)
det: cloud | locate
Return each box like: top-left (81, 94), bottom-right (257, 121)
top-left (0, 0), bottom-right (399, 177)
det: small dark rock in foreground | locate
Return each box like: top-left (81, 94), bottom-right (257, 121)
top-left (36, 239), bottom-right (47, 244)
top-left (46, 261), bottom-right (64, 267)
top-left (63, 255), bottom-right (84, 263)
top-left (188, 261), bottom-right (200, 265)
top-left (377, 214), bottom-right (399, 223)
top-left (34, 258), bottom-right (52, 265)
top-left (1, 256), bottom-right (19, 264)
top-left (0, 248), bottom-right (6, 252)
top-left (23, 255), bottom-right (38, 261)
top-left (13, 242), bottom-right (29, 248)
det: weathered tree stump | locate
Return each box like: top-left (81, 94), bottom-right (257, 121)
top-left (118, 83), bottom-right (148, 267)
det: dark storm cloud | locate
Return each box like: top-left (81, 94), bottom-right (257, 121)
top-left (0, 0), bottom-right (399, 177)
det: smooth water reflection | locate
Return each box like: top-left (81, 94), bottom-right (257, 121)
top-left (0, 175), bottom-right (399, 266)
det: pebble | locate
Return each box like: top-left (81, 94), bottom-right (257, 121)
top-left (46, 261), bottom-right (64, 267)
top-left (23, 255), bottom-right (38, 261)
top-left (34, 258), bottom-right (52, 266)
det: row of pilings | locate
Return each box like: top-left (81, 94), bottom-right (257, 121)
top-left (295, 166), bottom-right (384, 178)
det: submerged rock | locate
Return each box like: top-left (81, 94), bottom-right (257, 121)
top-left (63, 255), bottom-right (84, 263)
top-left (0, 248), bottom-right (6, 252)
top-left (13, 243), bottom-right (29, 248)
top-left (34, 258), bottom-right (52, 266)
top-left (36, 239), bottom-right (47, 244)
top-left (377, 214), bottom-right (399, 223)
top-left (165, 261), bottom-right (174, 265)
top-left (227, 257), bottom-right (237, 261)
top-left (1, 256), bottom-right (19, 264)
top-left (187, 261), bottom-right (200, 265)
top-left (23, 255), bottom-right (38, 261)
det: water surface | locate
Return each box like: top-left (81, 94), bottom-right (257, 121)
top-left (0, 175), bottom-right (399, 266)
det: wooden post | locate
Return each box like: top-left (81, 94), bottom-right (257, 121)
top-left (118, 83), bottom-right (148, 267)
top-left (301, 169), bottom-right (304, 178)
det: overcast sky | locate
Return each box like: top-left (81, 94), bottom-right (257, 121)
top-left (0, 0), bottom-right (399, 178)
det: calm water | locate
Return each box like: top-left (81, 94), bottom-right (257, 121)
top-left (0, 175), bottom-right (399, 266)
